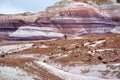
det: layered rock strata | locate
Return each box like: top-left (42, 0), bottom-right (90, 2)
top-left (0, 13), bottom-right (41, 36)
top-left (100, 2), bottom-right (120, 24)
top-left (50, 2), bottom-right (114, 36)
top-left (6, 26), bottom-right (64, 41)
top-left (0, 0), bottom-right (120, 40)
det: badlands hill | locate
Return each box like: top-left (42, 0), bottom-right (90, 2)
top-left (0, 0), bottom-right (120, 40)
top-left (0, 0), bottom-right (120, 80)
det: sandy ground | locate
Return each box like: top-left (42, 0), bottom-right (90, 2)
top-left (0, 34), bottom-right (120, 80)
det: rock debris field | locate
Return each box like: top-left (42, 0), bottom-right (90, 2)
top-left (0, 34), bottom-right (120, 80)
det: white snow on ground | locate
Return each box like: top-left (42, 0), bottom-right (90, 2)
top-left (87, 48), bottom-right (115, 55)
top-left (55, 54), bottom-right (69, 60)
top-left (87, 50), bottom-right (96, 55)
top-left (87, 48), bottom-right (117, 56)
top-left (39, 45), bottom-right (48, 48)
top-left (9, 54), bottom-right (49, 62)
top-left (0, 44), bottom-right (33, 54)
top-left (12, 54), bottom-right (39, 58)
top-left (95, 48), bottom-right (115, 52)
top-left (84, 42), bottom-right (90, 46)
top-left (10, 26), bottom-right (64, 38)
top-left (89, 40), bottom-right (105, 47)
top-left (71, 43), bottom-right (77, 47)
top-left (0, 66), bottom-right (34, 80)
top-left (36, 61), bottom-right (107, 80)
top-left (61, 63), bottom-right (120, 79)
top-left (35, 45), bottom-right (48, 48)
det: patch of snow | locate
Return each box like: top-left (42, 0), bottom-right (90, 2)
top-left (62, 63), bottom-right (120, 79)
top-left (89, 40), bottom-right (105, 47)
top-left (84, 42), bottom-right (90, 46)
top-left (68, 51), bottom-right (73, 54)
top-left (87, 50), bottom-right (96, 56)
top-left (113, 63), bottom-right (120, 66)
top-left (0, 66), bottom-right (34, 80)
top-left (12, 54), bottom-right (39, 59)
top-left (87, 48), bottom-right (115, 55)
top-left (39, 45), bottom-right (48, 48)
top-left (56, 54), bottom-right (69, 59)
top-left (85, 71), bottom-right (103, 78)
top-left (96, 48), bottom-right (114, 52)
top-left (49, 53), bottom-right (69, 60)
top-left (37, 55), bottom-right (50, 61)
top-left (0, 44), bottom-right (33, 54)
top-left (13, 54), bottom-right (49, 62)
top-left (34, 45), bottom-right (48, 49)
top-left (65, 64), bottom-right (107, 74)
top-left (36, 61), bottom-right (106, 80)
top-left (70, 44), bottom-right (77, 47)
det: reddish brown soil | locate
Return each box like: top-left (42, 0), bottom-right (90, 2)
top-left (0, 34), bottom-right (120, 80)
top-left (1, 34), bottom-right (120, 64)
